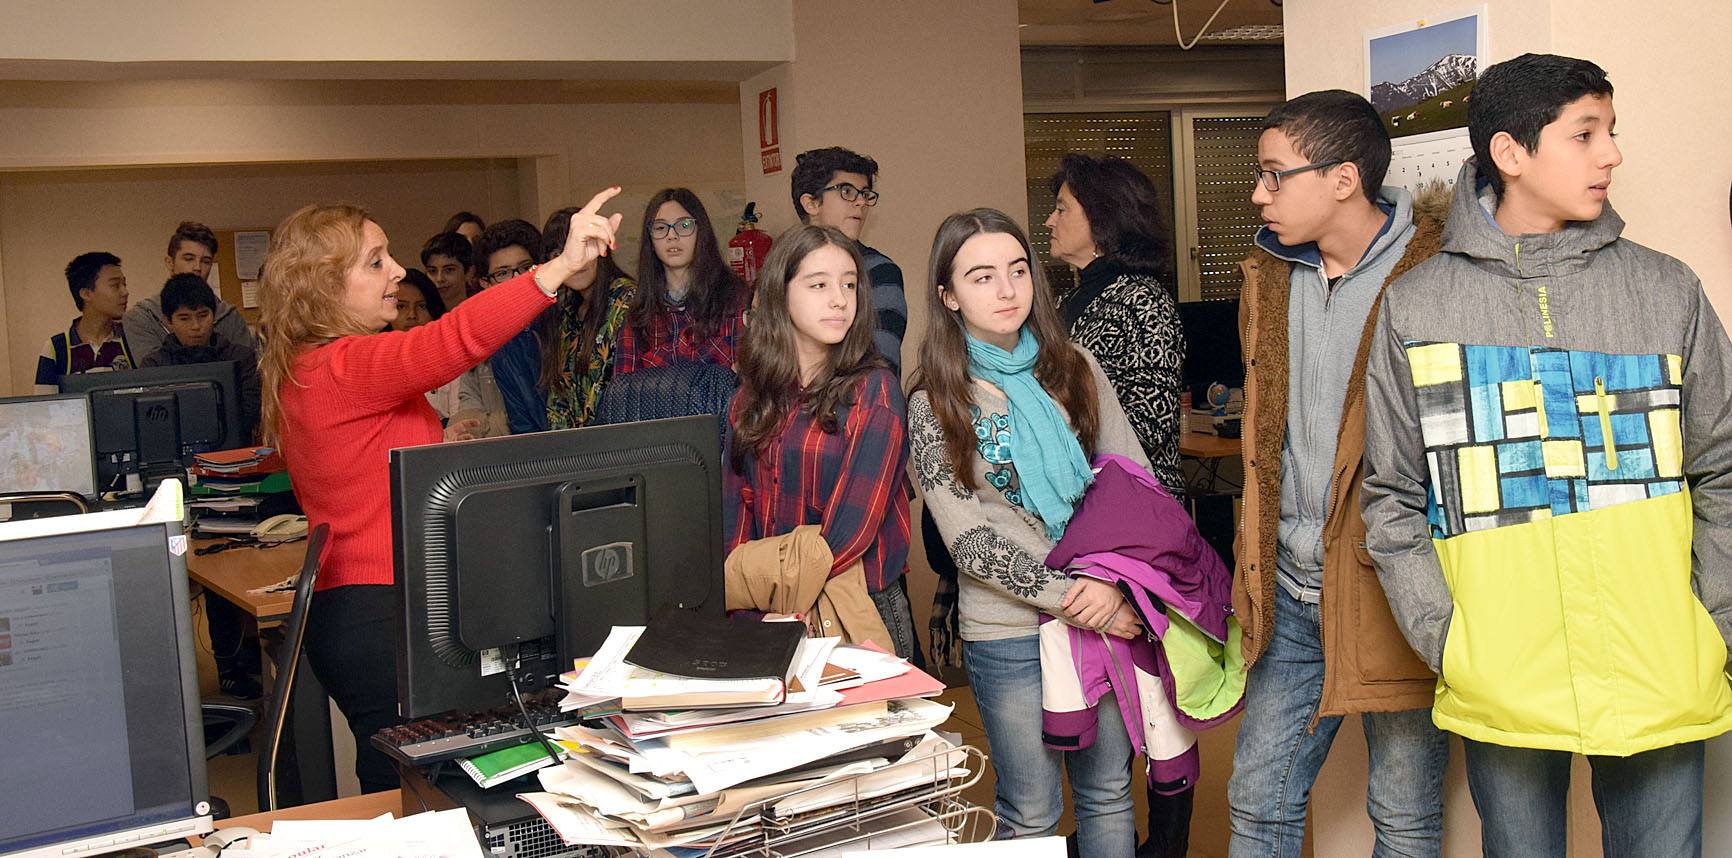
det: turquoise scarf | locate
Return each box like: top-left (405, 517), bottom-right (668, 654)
top-left (965, 329), bottom-right (1093, 539)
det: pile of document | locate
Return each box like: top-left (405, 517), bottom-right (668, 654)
top-left (519, 626), bottom-right (965, 856)
top-left (214, 808), bottom-right (483, 858)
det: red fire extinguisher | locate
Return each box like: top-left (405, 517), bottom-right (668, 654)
top-left (727, 202), bottom-right (773, 290)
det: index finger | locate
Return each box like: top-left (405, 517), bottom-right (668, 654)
top-left (579, 186), bottom-right (623, 216)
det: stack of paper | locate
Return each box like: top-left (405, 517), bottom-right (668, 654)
top-left (216, 808), bottom-right (484, 858)
top-left (520, 625), bottom-right (956, 854)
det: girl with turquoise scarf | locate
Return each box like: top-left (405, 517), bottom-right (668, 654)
top-left (908, 209), bottom-right (1153, 856)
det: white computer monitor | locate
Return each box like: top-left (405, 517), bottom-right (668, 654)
top-left (0, 393), bottom-right (97, 497)
top-left (0, 483), bottom-right (213, 857)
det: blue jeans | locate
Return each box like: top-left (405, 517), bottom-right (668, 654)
top-left (1463, 739), bottom-right (1703, 858)
top-left (1227, 590), bottom-right (1447, 858)
top-left (963, 633), bottom-right (1137, 858)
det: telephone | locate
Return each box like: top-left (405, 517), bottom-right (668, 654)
top-left (251, 514), bottom-right (308, 544)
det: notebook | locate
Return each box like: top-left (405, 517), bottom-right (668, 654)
top-left (625, 610), bottom-right (805, 683)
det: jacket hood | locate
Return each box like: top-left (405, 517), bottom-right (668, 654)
top-left (1438, 157), bottom-right (1624, 280)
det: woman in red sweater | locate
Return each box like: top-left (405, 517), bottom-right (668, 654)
top-left (257, 188), bottom-right (623, 792)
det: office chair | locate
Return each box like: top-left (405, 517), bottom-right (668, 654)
top-left (256, 522), bottom-right (330, 812)
top-left (0, 491), bottom-right (89, 520)
top-left (593, 361), bottom-right (738, 447)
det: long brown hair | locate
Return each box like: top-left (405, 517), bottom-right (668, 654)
top-left (731, 225), bottom-right (884, 472)
top-left (540, 207), bottom-right (629, 394)
top-left (257, 203), bottom-right (379, 446)
top-left (631, 188), bottom-right (742, 339)
top-left (910, 208), bottom-right (1097, 491)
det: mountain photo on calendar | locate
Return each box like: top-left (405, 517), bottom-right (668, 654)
top-left (1366, 11), bottom-right (1482, 139)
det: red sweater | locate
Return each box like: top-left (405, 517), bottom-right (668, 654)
top-left (278, 272), bottom-right (554, 591)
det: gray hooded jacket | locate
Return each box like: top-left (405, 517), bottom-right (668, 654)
top-left (1361, 158), bottom-right (1732, 673)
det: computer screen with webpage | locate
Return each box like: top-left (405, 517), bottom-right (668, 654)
top-left (0, 522), bottom-right (208, 857)
top-left (0, 394), bottom-right (96, 497)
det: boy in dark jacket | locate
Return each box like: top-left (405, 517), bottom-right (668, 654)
top-left (141, 273), bottom-right (262, 443)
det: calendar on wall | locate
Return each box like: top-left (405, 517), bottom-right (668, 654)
top-left (1388, 133), bottom-right (1473, 194)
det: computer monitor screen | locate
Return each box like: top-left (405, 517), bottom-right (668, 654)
top-left (1178, 299), bottom-right (1246, 401)
top-left (60, 362), bottom-right (243, 493)
top-left (0, 394), bottom-right (96, 497)
top-left (0, 520), bottom-right (210, 857)
top-left (391, 414), bottom-right (726, 719)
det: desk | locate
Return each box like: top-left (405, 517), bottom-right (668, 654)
top-left (209, 790), bottom-right (403, 835)
top-left (1179, 431), bottom-right (1241, 497)
top-left (1179, 431), bottom-right (1241, 460)
top-left (189, 537), bottom-right (338, 808)
top-left (187, 540), bottom-right (303, 625)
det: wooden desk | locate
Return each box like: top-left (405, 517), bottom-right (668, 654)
top-left (209, 790), bottom-right (403, 835)
top-left (187, 538), bottom-right (306, 625)
top-left (1179, 431), bottom-right (1242, 497)
top-left (1179, 431), bottom-right (1241, 459)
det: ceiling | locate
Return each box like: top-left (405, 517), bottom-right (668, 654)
top-left (1018, 0), bottom-right (1284, 46)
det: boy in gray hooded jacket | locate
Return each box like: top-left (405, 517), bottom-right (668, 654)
top-left (1362, 53), bottom-right (1732, 858)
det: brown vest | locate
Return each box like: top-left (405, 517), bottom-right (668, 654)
top-left (1231, 210), bottom-right (1443, 719)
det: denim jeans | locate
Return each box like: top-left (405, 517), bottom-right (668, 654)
top-left (963, 633), bottom-right (1137, 858)
top-left (1227, 590), bottom-right (1447, 858)
top-left (870, 577), bottom-right (919, 662)
top-left (1463, 738), bottom-right (1703, 858)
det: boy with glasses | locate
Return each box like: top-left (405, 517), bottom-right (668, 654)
top-left (1228, 89), bottom-right (1449, 857)
top-left (790, 147), bottom-right (907, 375)
top-left (1363, 54), bottom-right (1732, 858)
top-left (474, 219), bottom-right (549, 433)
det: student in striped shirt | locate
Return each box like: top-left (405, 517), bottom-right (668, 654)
top-left (723, 224), bottom-right (917, 658)
top-left (35, 251), bottom-right (136, 392)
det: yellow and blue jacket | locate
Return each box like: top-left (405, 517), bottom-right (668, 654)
top-left (1361, 159), bottom-right (1732, 756)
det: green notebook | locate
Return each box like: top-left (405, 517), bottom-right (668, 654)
top-left (458, 740), bottom-right (561, 789)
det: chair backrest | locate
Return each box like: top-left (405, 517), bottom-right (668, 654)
top-left (0, 491), bottom-right (90, 521)
top-left (256, 522), bottom-right (330, 812)
top-left (594, 362), bottom-right (737, 448)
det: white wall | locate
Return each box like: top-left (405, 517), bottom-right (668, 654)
top-left (0, 1), bottom-right (792, 67)
top-left (739, 0), bottom-right (1030, 376)
top-left (0, 79), bottom-right (747, 395)
top-left (1283, 1), bottom-right (1732, 855)
top-left (0, 159), bottom-right (520, 395)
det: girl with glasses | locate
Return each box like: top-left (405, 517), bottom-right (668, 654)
top-left (616, 188), bottom-right (747, 375)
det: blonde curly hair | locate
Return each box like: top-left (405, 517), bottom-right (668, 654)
top-left (257, 203), bottom-right (379, 445)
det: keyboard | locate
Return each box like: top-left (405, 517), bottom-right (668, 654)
top-left (373, 698), bottom-right (579, 768)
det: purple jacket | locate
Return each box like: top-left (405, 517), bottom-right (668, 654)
top-left (1038, 455), bottom-right (1243, 794)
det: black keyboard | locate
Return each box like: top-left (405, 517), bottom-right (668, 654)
top-left (373, 698), bottom-right (579, 768)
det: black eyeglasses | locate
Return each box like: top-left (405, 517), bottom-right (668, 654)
top-left (822, 182), bottom-right (880, 206)
top-left (650, 217), bottom-right (698, 240)
top-left (487, 261), bottom-right (535, 283)
top-left (1253, 159), bottom-right (1344, 192)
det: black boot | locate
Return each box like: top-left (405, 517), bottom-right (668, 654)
top-left (1137, 787), bottom-right (1193, 858)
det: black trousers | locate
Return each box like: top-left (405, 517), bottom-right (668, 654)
top-left (205, 590), bottom-right (261, 678)
top-left (303, 584), bottom-right (402, 793)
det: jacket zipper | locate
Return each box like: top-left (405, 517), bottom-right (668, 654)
top-left (1595, 376), bottom-right (1618, 470)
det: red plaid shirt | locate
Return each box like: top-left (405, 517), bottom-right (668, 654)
top-left (614, 302), bottom-right (743, 375)
top-left (724, 368), bottom-right (911, 593)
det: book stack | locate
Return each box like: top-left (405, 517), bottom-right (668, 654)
top-left (514, 616), bottom-right (961, 856)
top-left (186, 447), bottom-right (292, 537)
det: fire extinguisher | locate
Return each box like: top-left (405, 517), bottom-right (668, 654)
top-left (727, 202), bottom-right (774, 290)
